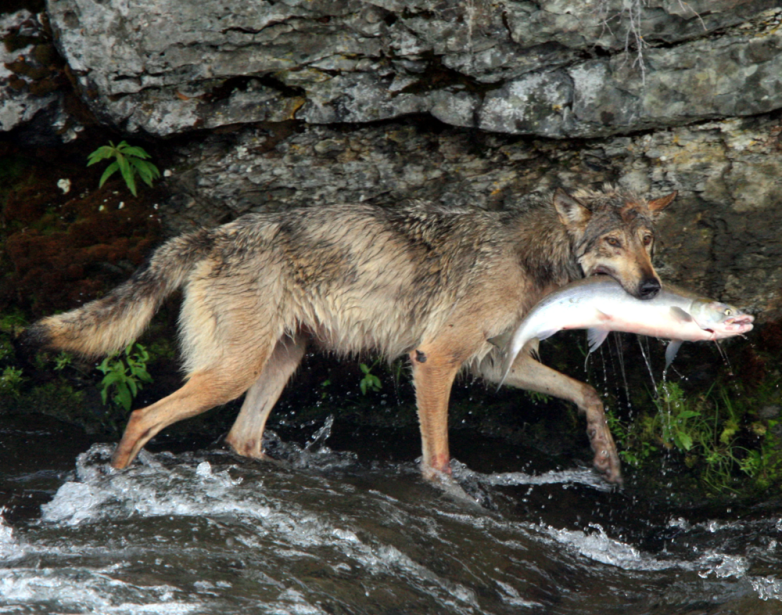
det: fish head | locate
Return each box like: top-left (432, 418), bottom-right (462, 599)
top-left (555, 187), bottom-right (676, 301)
top-left (690, 300), bottom-right (755, 338)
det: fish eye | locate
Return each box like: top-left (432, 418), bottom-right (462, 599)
top-left (724, 308), bottom-right (733, 317)
top-left (605, 237), bottom-right (622, 248)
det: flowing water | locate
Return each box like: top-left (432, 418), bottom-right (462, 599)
top-left (1, 413), bottom-right (782, 615)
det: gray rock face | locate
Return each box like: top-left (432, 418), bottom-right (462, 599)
top-left (5, 1), bottom-right (781, 324)
top-left (163, 112), bottom-right (782, 320)
top-left (0, 11), bottom-right (74, 140)
top-left (43, 0), bottom-right (782, 137)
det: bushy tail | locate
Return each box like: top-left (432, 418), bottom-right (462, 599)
top-left (20, 229), bottom-right (213, 358)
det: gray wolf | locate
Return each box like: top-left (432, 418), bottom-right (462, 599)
top-left (21, 185), bottom-right (676, 483)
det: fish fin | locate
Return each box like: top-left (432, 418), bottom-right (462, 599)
top-left (669, 307), bottom-right (693, 324)
top-left (497, 338), bottom-right (542, 391)
top-left (585, 329), bottom-right (609, 370)
top-left (488, 331), bottom-right (511, 350)
top-left (665, 340), bottom-right (683, 371)
top-left (587, 329), bottom-right (610, 353)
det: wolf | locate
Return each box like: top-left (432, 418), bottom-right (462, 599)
top-left (21, 185), bottom-right (675, 483)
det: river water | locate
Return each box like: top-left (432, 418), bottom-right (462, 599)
top-left (1, 412), bottom-right (781, 615)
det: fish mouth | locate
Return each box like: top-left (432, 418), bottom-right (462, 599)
top-left (711, 314), bottom-right (755, 336)
top-left (725, 314), bottom-right (755, 328)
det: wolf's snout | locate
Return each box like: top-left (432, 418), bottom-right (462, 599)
top-left (638, 278), bottom-right (661, 300)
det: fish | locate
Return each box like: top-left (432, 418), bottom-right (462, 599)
top-left (498, 276), bottom-right (755, 385)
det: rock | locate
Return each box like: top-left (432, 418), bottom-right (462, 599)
top-left (1, 9), bottom-right (84, 143)
top-left (759, 405), bottom-right (781, 420)
top-left (41, 0), bottom-right (782, 137)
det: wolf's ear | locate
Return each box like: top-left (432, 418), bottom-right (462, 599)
top-left (553, 188), bottom-right (591, 227)
top-left (648, 191), bottom-right (677, 215)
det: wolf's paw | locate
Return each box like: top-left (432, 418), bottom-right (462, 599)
top-left (587, 421), bottom-right (623, 485)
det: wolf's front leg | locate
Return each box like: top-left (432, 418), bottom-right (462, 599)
top-left (409, 346), bottom-right (465, 479)
top-left (477, 350), bottom-right (623, 484)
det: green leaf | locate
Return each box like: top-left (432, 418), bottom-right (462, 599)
top-left (101, 371), bottom-right (124, 387)
top-left (121, 145), bottom-right (151, 159)
top-left (133, 160), bottom-right (161, 187)
top-left (675, 432), bottom-right (693, 451)
top-left (114, 153), bottom-right (137, 196)
top-left (98, 161), bottom-right (120, 188)
top-left (97, 356), bottom-right (112, 374)
top-left (87, 144), bottom-right (117, 166)
top-left (360, 363), bottom-right (369, 374)
top-left (360, 379), bottom-right (367, 395)
top-left (117, 385), bottom-right (132, 412)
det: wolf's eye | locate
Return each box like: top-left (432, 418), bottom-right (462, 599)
top-left (642, 234), bottom-right (653, 246)
top-left (605, 237), bottom-right (622, 248)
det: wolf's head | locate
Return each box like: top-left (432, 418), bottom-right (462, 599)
top-left (554, 186), bottom-right (676, 300)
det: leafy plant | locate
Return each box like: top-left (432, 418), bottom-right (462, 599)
top-left (0, 366), bottom-right (24, 399)
top-left (320, 378), bottom-right (331, 400)
top-left (87, 140), bottom-right (160, 197)
top-left (608, 378), bottom-right (782, 494)
top-left (97, 343), bottom-right (153, 412)
top-left (53, 351), bottom-right (73, 372)
top-left (0, 309), bottom-right (28, 335)
top-left (654, 381), bottom-right (701, 452)
top-left (359, 360), bottom-right (382, 395)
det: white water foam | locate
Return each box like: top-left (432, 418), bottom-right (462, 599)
top-left (475, 468), bottom-right (615, 491)
top-left (38, 444), bottom-right (483, 613)
top-left (0, 510), bottom-right (23, 561)
top-left (0, 567), bottom-right (200, 614)
top-left (542, 522), bottom-right (751, 578)
top-left (750, 576), bottom-right (782, 601)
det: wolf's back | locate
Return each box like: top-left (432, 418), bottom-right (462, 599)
top-left (21, 229), bottom-right (213, 358)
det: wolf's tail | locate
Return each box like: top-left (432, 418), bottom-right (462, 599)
top-left (20, 229), bottom-right (213, 358)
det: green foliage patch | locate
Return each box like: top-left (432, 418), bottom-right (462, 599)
top-left (97, 343), bottom-right (153, 412)
top-left (87, 140), bottom-right (160, 197)
top-left (608, 378), bottom-right (782, 495)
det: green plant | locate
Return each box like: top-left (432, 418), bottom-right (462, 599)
top-left (606, 407), bottom-right (658, 467)
top-left (97, 343), bottom-right (153, 412)
top-left (653, 381), bottom-right (701, 452)
top-left (359, 360), bottom-right (382, 395)
top-left (320, 378), bottom-right (331, 400)
top-left (0, 366), bottom-right (24, 398)
top-left (0, 309), bottom-right (28, 335)
top-left (87, 140), bottom-right (160, 197)
top-left (525, 390), bottom-right (552, 404)
top-left (53, 351), bottom-right (73, 371)
top-left (607, 378), bottom-right (782, 495)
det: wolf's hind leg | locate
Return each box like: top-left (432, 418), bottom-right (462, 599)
top-left (479, 352), bottom-right (622, 484)
top-left (111, 352), bottom-right (274, 469)
top-left (225, 334), bottom-right (307, 459)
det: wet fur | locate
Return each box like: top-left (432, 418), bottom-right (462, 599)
top-left (22, 186), bottom-right (674, 482)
